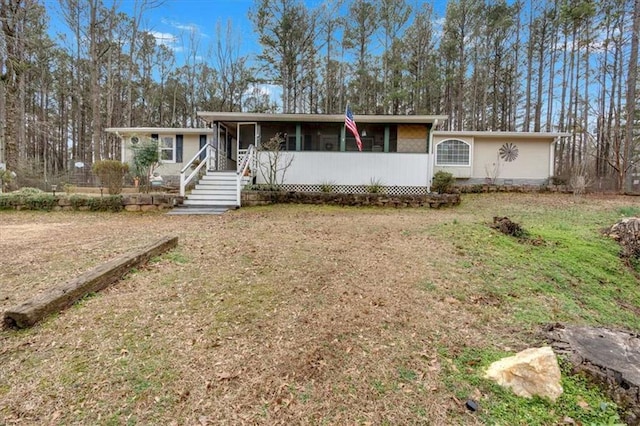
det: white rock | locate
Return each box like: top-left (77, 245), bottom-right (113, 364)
top-left (484, 346), bottom-right (563, 401)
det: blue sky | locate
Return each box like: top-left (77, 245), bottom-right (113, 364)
top-left (132, 0), bottom-right (449, 61)
top-left (43, 0), bottom-right (450, 105)
top-left (45, 0), bottom-right (450, 65)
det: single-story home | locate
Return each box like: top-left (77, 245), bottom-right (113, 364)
top-left (106, 113), bottom-right (568, 206)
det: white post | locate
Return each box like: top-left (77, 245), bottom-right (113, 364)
top-left (209, 123), bottom-right (217, 171)
top-left (427, 122), bottom-right (436, 192)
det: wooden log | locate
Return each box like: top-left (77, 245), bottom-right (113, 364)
top-left (3, 236), bottom-right (179, 329)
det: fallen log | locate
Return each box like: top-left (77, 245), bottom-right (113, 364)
top-left (3, 236), bottom-right (178, 329)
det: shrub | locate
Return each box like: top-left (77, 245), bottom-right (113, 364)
top-left (131, 139), bottom-right (160, 193)
top-left (12, 187), bottom-right (43, 195)
top-left (432, 171), bottom-right (455, 193)
top-left (63, 183), bottom-right (76, 194)
top-left (69, 194), bottom-right (123, 212)
top-left (246, 183), bottom-right (281, 191)
top-left (0, 192), bottom-right (56, 211)
top-left (92, 160), bottom-right (129, 195)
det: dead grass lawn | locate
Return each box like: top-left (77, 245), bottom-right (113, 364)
top-left (0, 193), bottom-right (634, 425)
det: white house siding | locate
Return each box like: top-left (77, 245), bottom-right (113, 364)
top-left (256, 152), bottom-right (432, 187)
top-left (472, 138), bottom-right (552, 183)
top-left (433, 132), bottom-right (560, 185)
top-left (121, 132), bottom-right (209, 181)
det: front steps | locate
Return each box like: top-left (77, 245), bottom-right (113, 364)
top-left (167, 171), bottom-right (246, 215)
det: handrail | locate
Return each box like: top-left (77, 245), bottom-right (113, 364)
top-left (236, 144), bottom-right (256, 207)
top-left (180, 143), bottom-right (216, 196)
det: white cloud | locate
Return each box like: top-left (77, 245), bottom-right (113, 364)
top-left (245, 83), bottom-right (280, 98)
top-left (149, 31), bottom-right (178, 47)
top-left (161, 18), bottom-right (208, 37)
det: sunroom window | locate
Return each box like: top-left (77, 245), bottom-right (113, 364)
top-left (436, 139), bottom-right (470, 166)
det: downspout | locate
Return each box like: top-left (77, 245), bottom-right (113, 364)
top-left (114, 131), bottom-right (124, 163)
top-left (550, 136), bottom-right (560, 180)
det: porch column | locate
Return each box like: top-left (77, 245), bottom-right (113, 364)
top-left (340, 125), bottom-right (346, 151)
top-left (209, 123), bottom-right (218, 171)
top-left (384, 125), bottom-right (390, 153)
top-left (296, 123), bottom-right (302, 151)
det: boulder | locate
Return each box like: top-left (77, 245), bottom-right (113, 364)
top-left (484, 346), bottom-right (563, 401)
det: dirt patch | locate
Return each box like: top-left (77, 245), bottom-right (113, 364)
top-left (0, 194), bottom-right (636, 424)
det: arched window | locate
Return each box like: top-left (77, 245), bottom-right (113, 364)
top-left (436, 139), bottom-right (470, 166)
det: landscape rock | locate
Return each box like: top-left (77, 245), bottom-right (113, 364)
top-left (546, 324), bottom-right (640, 425)
top-left (484, 346), bottom-right (563, 401)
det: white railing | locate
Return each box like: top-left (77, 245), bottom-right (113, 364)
top-left (179, 143), bottom-right (216, 196)
top-left (236, 144), bottom-right (256, 206)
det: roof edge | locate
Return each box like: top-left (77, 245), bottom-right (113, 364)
top-left (432, 130), bottom-right (571, 138)
top-left (105, 127), bottom-right (213, 134)
top-left (197, 111), bottom-right (449, 124)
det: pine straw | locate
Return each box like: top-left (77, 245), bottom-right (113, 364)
top-left (0, 194), bottom-right (631, 425)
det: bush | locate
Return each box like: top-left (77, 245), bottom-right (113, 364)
top-left (92, 160), bottom-right (129, 195)
top-left (69, 194), bottom-right (123, 212)
top-left (0, 192), bottom-right (56, 211)
top-left (432, 171), bottom-right (455, 193)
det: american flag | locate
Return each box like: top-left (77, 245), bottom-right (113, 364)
top-left (345, 105), bottom-right (363, 152)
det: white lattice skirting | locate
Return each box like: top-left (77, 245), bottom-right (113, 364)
top-left (276, 184), bottom-right (430, 196)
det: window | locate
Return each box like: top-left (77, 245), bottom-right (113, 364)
top-left (130, 136), bottom-right (139, 145)
top-left (160, 135), bottom-right (175, 162)
top-left (436, 139), bottom-right (470, 166)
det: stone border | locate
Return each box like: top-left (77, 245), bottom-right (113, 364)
top-left (241, 190), bottom-right (460, 208)
top-left (0, 194), bottom-right (184, 212)
top-left (456, 184), bottom-right (571, 194)
top-left (3, 236), bottom-right (179, 329)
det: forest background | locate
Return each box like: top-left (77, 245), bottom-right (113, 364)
top-left (0, 0), bottom-right (638, 191)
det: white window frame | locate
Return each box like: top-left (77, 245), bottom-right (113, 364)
top-left (436, 139), bottom-right (471, 166)
top-left (159, 135), bottom-right (176, 163)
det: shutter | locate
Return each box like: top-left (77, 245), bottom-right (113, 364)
top-left (199, 135), bottom-right (207, 160)
top-left (176, 135), bottom-right (183, 163)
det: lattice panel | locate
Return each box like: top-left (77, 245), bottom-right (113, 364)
top-left (278, 184), bottom-right (429, 196)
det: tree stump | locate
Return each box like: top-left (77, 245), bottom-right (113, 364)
top-left (546, 324), bottom-right (640, 425)
top-left (492, 216), bottom-right (527, 238)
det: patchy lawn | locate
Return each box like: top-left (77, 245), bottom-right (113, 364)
top-left (0, 194), bottom-right (638, 425)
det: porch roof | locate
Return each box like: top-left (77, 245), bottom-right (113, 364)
top-left (105, 127), bottom-right (214, 135)
top-left (197, 112), bottom-right (448, 125)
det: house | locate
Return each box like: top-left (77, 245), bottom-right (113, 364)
top-left (106, 113), bottom-right (568, 207)
top-left (104, 127), bottom-right (215, 184)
